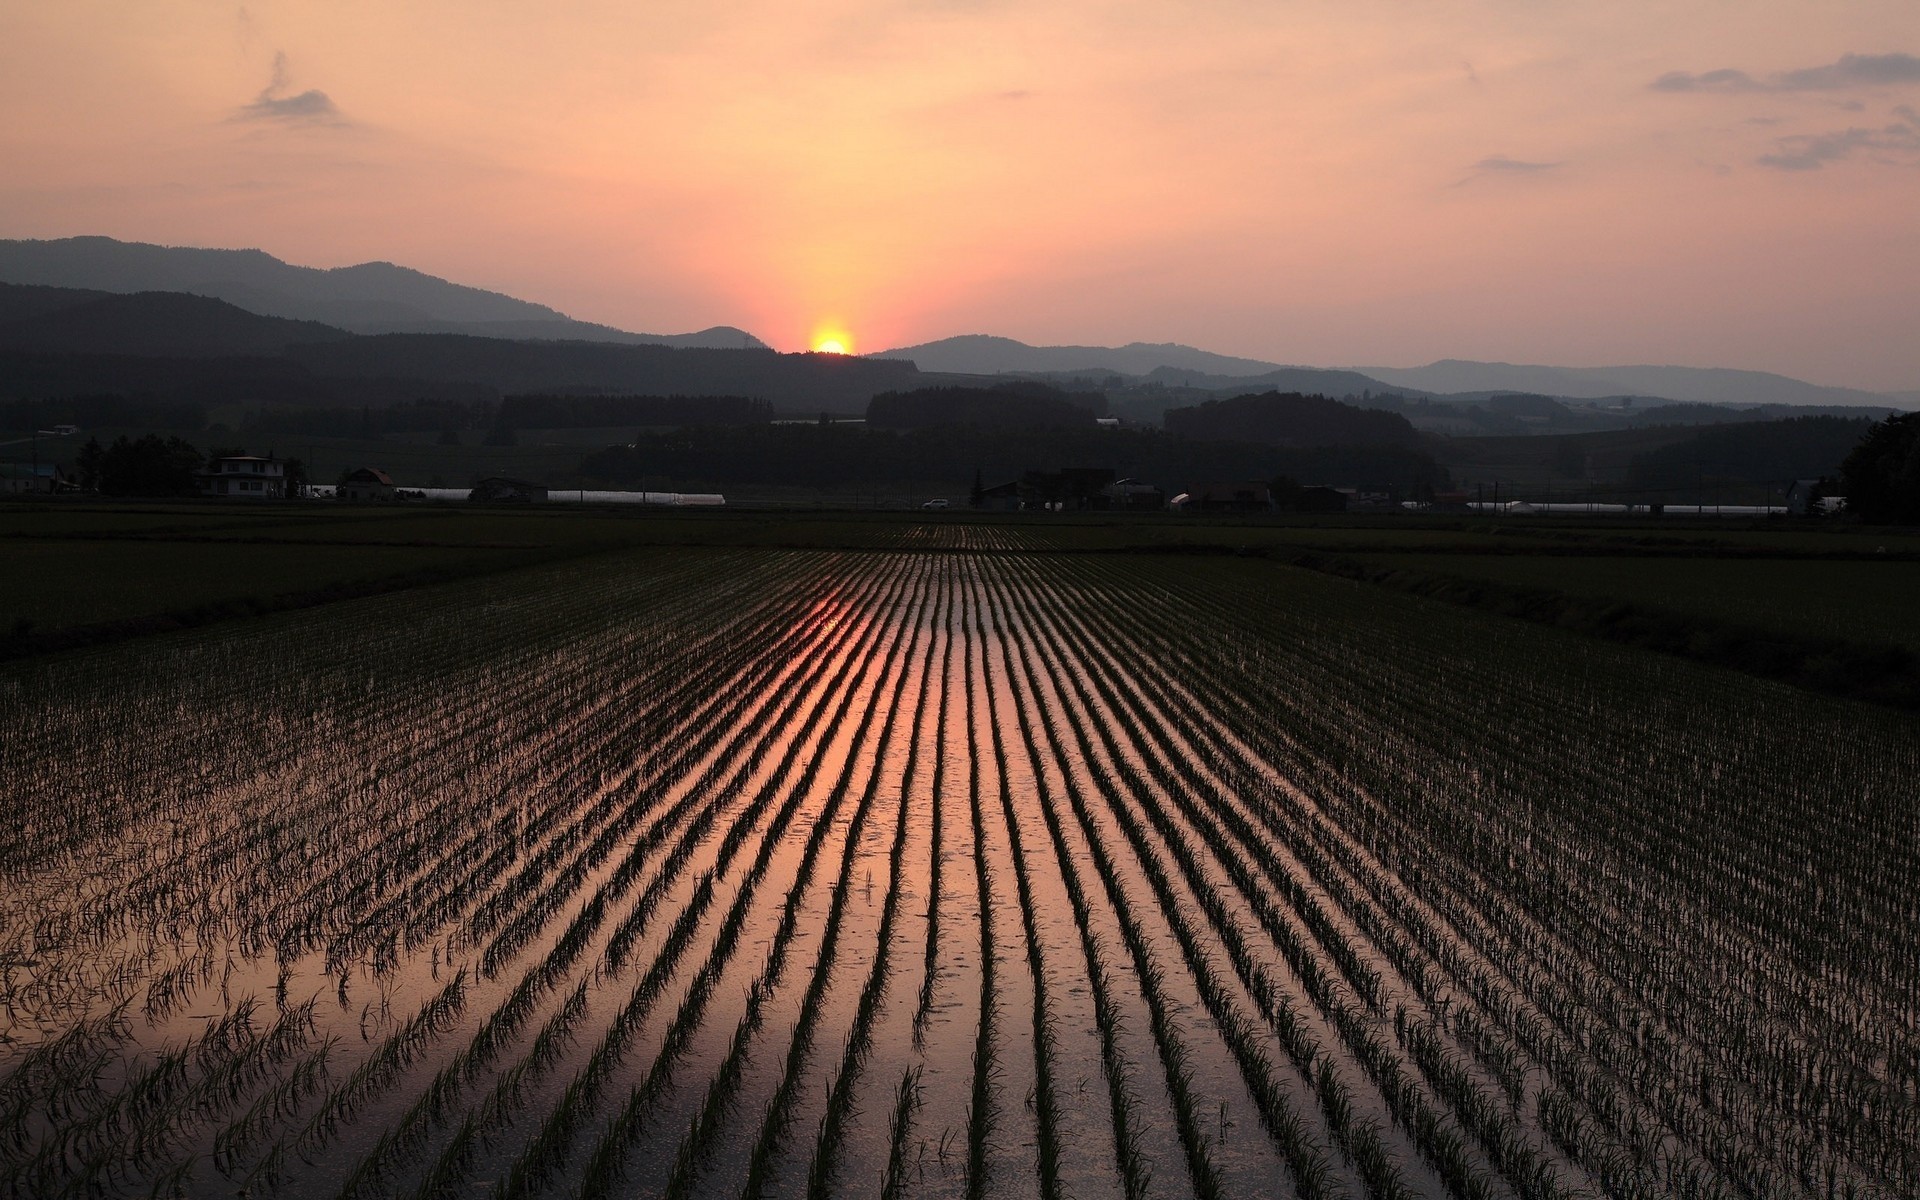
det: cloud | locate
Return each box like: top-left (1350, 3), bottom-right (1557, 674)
top-left (1469, 156), bottom-right (1561, 172)
top-left (1757, 106), bottom-right (1920, 170)
top-left (1653, 52), bottom-right (1920, 93)
top-left (237, 51), bottom-right (343, 123)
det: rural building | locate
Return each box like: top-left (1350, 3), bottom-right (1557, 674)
top-left (1018, 467), bottom-right (1115, 511)
top-left (470, 476), bottom-right (549, 504)
top-left (975, 479), bottom-right (1022, 511)
top-left (1785, 479), bottom-right (1843, 516)
top-left (339, 466), bottom-right (397, 501)
top-left (1, 462), bottom-right (69, 494)
top-left (1297, 486), bottom-right (1348, 512)
top-left (198, 455), bottom-right (287, 499)
top-left (1182, 481), bottom-right (1273, 512)
top-left (1102, 478), bottom-right (1166, 511)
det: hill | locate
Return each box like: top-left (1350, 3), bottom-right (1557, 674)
top-left (1163, 391), bottom-right (1423, 449)
top-left (1357, 359), bottom-right (1899, 408)
top-left (867, 382), bottom-right (1104, 430)
top-left (1627, 416), bottom-right (1877, 489)
top-left (0, 236), bottom-right (767, 349)
top-left (0, 286), bottom-right (348, 357)
top-left (873, 334), bottom-right (1290, 378)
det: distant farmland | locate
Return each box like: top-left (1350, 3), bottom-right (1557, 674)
top-left (2, 535), bottom-right (1915, 1199)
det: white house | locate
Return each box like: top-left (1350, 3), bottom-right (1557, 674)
top-left (198, 456), bottom-right (287, 499)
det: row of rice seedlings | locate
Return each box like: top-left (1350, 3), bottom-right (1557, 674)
top-left (16, 992), bottom-right (322, 1196)
top-left (961, 580), bottom-right (1001, 1200)
top-left (276, 970), bottom-right (469, 1166)
top-left (1037, 556), bottom-right (1501, 1199)
top-left (804, 560), bottom-right (951, 1197)
top-left (208, 1036), bottom-right (337, 1177)
top-left (1098, 568), bottom-right (1766, 1198)
top-left (913, 560), bottom-right (956, 1045)
top-left (63, 552), bottom-right (775, 1044)
top-left (305, 567), bottom-right (865, 1194)
top-left (0, 1005), bottom-right (127, 1160)
top-left (589, 554), bottom-right (908, 981)
top-left (1396, 1009), bottom-right (1584, 1199)
top-left (735, 565), bottom-right (936, 1198)
top-left (508, 558), bottom-right (927, 1198)
top-left (982, 578), bottom-right (1154, 1200)
top-left (1031, 566), bottom-right (1485, 1200)
top-left (1105, 552), bottom-right (1896, 1198)
top-left (584, 562), bottom-right (934, 1199)
top-left (245, 553), bottom-right (788, 975)
top-left (969, 574), bottom-right (1065, 1200)
top-left (313, 556), bottom-right (809, 961)
top-left (988, 565), bottom-right (1353, 1200)
top-left (975, 567), bottom-right (1225, 1200)
top-left (880, 1065), bottom-right (926, 1200)
top-left (1198, 552), bottom-right (1904, 1075)
top-left (441, 560), bottom-right (840, 970)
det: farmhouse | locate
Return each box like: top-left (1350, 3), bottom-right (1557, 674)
top-left (2, 462), bottom-right (70, 494)
top-left (197, 455), bottom-right (287, 499)
top-left (339, 466), bottom-right (396, 501)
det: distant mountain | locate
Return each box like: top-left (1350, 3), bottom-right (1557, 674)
top-left (874, 334), bottom-right (1290, 378)
top-left (0, 236), bottom-right (768, 349)
top-left (0, 285), bottom-right (347, 357)
top-left (1164, 392), bottom-right (1423, 449)
top-left (1355, 359), bottom-right (1897, 408)
top-left (1143, 364), bottom-right (1425, 400)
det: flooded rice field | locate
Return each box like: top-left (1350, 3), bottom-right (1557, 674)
top-left (2, 547), bottom-right (1916, 1199)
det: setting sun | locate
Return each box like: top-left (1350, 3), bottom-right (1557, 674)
top-left (811, 327), bottom-right (853, 355)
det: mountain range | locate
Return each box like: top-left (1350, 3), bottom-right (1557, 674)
top-left (880, 335), bottom-right (1909, 409)
top-left (1, 236), bottom-right (1909, 412)
top-left (0, 237), bottom-right (765, 349)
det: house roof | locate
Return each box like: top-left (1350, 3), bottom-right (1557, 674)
top-left (346, 467), bottom-right (395, 485)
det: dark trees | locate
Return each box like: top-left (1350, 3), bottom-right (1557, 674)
top-left (97, 434), bottom-right (203, 496)
top-left (1840, 412), bottom-right (1920, 524)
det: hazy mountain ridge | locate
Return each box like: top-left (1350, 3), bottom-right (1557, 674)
top-left (0, 286), bottom-right (349, 357)
top-left (0, 236), bottom-right (767, 350)
top-left (877, 334), bottom-right (1913, 410)
top-left (874, 334), bottom-right (1290, 379)
top-left (1356, 359), bottom-right (1902, 408)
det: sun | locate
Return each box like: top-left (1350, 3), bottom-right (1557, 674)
top-left (811, 326), bottom-right (854, 355)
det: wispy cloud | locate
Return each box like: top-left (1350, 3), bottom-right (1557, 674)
top-left (237, 52), bottom-right (343, 123)
top-left (1470, 156), bottom-right (1561, 173)
top-left (1757, 105), bottom-right (1920, 170)
top-left (1451, 156), bottom-right (1562, 189)
top-left (1653, 52), bottom-right (1920, 94)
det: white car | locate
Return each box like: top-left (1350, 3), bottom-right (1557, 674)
top-left (921, 498), bottom-right (950, 510)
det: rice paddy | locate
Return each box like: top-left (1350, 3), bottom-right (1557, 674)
top-left (2, 535), bottom-right (1915, 1199)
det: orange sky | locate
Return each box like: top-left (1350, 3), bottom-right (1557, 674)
top-left (1, 2), bottom-right (1916, 389)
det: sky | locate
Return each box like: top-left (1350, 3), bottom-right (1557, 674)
top-left (0, 1), bottom-right (1916, 390)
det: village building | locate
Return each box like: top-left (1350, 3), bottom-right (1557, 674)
top-left (197, 455), bottom-right (286, 499)
top-left (1, 462), bottom-right (69, 494)
top-left (338, 466), bottom-right (397, 501)
top-left (1178, 481), bottom-right (1273, 512)
top-left (1102, 477), bottom-right (1166, 511)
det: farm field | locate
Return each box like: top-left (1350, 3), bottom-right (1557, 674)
top-left (3, 542), bottom-right (1917, 1200)
top-left (1343, 552), bottom-right (1920, 653)
top-left (0, 504), bottom-right (1047, 639)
